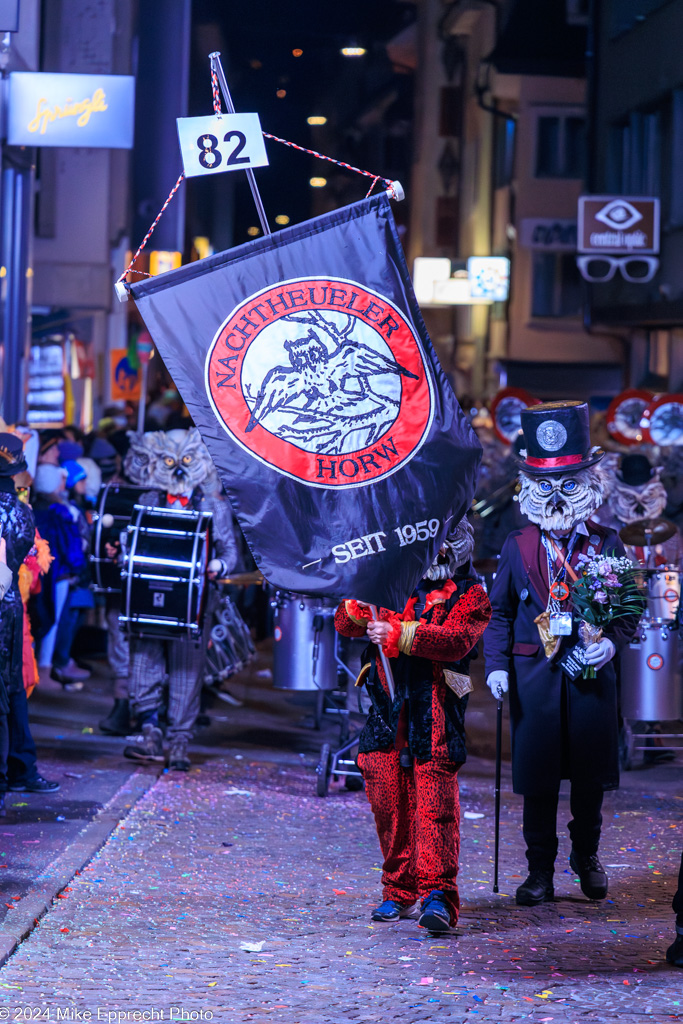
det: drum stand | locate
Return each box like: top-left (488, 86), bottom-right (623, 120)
top-left (315, 636), bottom-right (366, 797)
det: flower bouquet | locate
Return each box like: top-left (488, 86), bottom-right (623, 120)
top-left (570, 553), bottom-right (644, 678)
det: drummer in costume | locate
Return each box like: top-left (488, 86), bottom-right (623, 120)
top-left (484, 402), bottom-right (638, 906)
top-left (335, 518), bottom-right (491, 933)
top-left (598, 453), bottom-right (682, 566)
top-left (123, 428), bottom-right (238, 771)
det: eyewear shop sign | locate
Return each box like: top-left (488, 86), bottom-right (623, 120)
top-left (578, 196), bottom-right (660, 255)
top-left (8, 72), bottom-right (135, 148)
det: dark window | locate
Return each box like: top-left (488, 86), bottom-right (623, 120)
top-left (535, 115), bottom-right (586, 179)
top-left (610, 0), bottom-right (671, 38)
top-left (532, 253), bottom-right (583, 318)
top-left (436, 196), bottom-right (459, 247)
top-left (439, 87), bottom-right (462, 138)
top-left (494, 117), bottom-right (516, 189)
top-left (608, 109), bottom-right (662, 195)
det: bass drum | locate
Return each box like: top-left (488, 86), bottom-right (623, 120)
top-left (272, 592), bottom-right (339, 690)
top-left (646, 565), bottom-right (680, 622)
top-left (120, 505), bottom-right (212, 640)
top-left (91, 482), bottom-right (147, 592)
top-left (620, 622), bottom-right (682, 721)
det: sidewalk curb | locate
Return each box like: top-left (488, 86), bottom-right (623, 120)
top-left (0, 767), bottom-right (161, 967)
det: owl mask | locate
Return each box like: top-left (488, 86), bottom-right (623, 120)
top-left (138, 427), bottom-right (218, 496)
top-left (610, 477), bottom-right (667, 524)
top-left (517, 466), bottom-right (607, 532)
top-left (425, 516), bottom-right (475, 580)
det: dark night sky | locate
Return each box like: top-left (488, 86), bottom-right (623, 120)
top-left (188, 0), bottom-right (414, 245)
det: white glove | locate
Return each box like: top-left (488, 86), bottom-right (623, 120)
top-left (487, 670), bottom-right (509, 699)
top-left (583, 637), bottom-right (616, 670)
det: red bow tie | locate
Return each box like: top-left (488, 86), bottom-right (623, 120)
top-left (166, 493), bottom-right (190, 507)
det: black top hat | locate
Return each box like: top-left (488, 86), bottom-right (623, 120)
top-left (516, 401), bottom-right (604, 476)
top-left (0, 432), bottom-right (28, 477)
top-left (617, 454), bottom-right (653, 487)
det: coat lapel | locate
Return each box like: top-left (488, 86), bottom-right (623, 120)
top-left (515, 526), bottom-right (548, 605)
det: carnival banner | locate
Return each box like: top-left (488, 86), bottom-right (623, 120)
top-left (129, 194), bottom-right (481, 608)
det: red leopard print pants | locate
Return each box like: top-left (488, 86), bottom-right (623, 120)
top-left (358, 748), bottom-right (461, 922)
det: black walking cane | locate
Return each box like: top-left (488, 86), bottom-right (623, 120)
top-left (493, 696), bottom-right (503, 894)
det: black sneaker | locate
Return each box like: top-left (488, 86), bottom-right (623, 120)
top-left (569, 849), bottom-right (608, 900)
top-left (9, 774), bottom-right (60, 793)
top-left (371, 899), bottom-right (419, 922)
top-left (123, 723), bottom-right (164, 763)
top-left (516, 870), bottom-right (554, 906)
top-left (418, 890), bottom-right (454, 933)
top-left (666, 927), bottom-right (683, 968)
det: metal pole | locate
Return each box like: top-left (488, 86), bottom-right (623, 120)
top-left (136, 361), bottom-right (149, 432)
top-left (369, 604), bottom-right (395, 702)
top-left (493, 697), bottom-right (503, 893)
top-left (209, 52), bottom-right (271, 236)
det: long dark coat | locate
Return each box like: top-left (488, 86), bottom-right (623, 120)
top-left (483, 520), bottom-right (637, 796)
top-left (0, 489), bottom-right (36, 710)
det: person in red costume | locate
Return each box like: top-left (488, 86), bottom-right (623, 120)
top-left (335, 517), bottom-right (491, 934)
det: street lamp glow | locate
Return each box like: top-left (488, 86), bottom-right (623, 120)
top-left (309, 177), bottom-right (327, 188)
top-left (307, 116), bottom-right (327, 126)
top-left (275, 215), bottom-right (290, 225)
top-left (341, 46), bottom-right (366, 57)
top-left (247, 226), bottom-right (260, 237)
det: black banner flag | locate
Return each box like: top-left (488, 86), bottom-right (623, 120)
top-left (129, 194), bottom-right (481, 609)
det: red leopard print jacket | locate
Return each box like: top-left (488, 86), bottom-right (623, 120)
top-left (335, 571), bottom-right (491, 763)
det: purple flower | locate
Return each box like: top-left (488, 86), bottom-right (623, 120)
top-left (604, 574), bottom-right (620, 588)
top-left (594, 591), bottom-right (608, 604)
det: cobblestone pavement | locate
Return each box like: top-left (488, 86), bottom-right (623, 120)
top-left (0, 744), bottom-right (680, 1024)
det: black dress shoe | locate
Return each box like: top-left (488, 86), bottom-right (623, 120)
top-left (516, 870), bottom-right (554, 906)
top-left (569, 849), bottom-right (608, 900)
top-left (666, 928), bottom-right (683, 968)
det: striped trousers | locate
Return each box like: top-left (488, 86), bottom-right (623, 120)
top-left (129, 636), bottom-right (204, 743)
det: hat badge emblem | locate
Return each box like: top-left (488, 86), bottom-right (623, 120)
top-left (536, 420), bottom-right (567, 452)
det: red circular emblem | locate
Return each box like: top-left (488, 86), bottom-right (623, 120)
top-left (549, 580), bottom-right (570, 601)
top-left (205, 277), bottom-right (434, 488)
top-left (665, 588), bottom-right (679, 604)
top-left (647, 653), bottom-right (664, 671)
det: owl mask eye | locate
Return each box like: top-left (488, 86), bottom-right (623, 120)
top-left (182, 455), bottom-right (192, 465)
top-left (164, 457), bottom-right (175, 467)
top-left (561, 479), bottom-right (578, 494)
top-left (539, 480), bottom-right (553, 494)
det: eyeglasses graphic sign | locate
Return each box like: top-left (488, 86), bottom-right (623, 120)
top-left (576, 254), bottom-right (659, 284)
top-left (578, 196), bottom-right (660, 255)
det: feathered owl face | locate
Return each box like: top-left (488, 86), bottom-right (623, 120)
top-left (143, 427), bottom-right (217, 496)
top-left (517, 467), bottom-right (607, 531)
top-left (123, 431), bottom-right (158, 486)
top-left (610, 479), bottom-right (667, 524)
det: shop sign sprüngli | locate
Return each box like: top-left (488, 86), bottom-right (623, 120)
top-left (7, 72), bottom-right (135, 148)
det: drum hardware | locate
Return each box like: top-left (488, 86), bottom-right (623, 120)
top-left (619, 516), bottom-right (677, 548)
top-left (216, 571), bottom-right (265, 587)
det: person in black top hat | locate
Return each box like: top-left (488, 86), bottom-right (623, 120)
top-left (483, 402), bottom-right (638, 906)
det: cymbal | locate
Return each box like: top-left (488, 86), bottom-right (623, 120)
top-left (474, 557), bottom-right (499, 574)
top-left (619, 517), bottom-right (677, 547)
top-left (216, 570), bottom-right (265, 586)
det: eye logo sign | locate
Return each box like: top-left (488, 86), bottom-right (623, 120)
top-left (205, 277), bottom-right (434, 488)
top-left (595, 200), bottom-right (643, 232)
